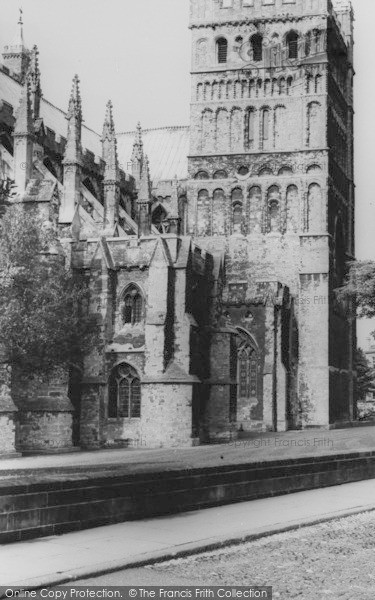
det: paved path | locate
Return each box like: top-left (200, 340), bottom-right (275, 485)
top-left (2, 478), bottom-right (375, 589)
top-left (1, 426), bottom-right (375, 482)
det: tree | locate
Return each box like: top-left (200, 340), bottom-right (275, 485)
top-left (355, 348), bottom-right (375, 402)
top-left (0, 204), bottom-right (93, 376)
top-left (337, 260), bottom-right (375, 319)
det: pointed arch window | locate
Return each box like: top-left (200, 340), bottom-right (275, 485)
top-left (122, 285), bottom-right (143, 325)
top-left (251, 34), bottom-right (263, 62)
top-left (235, 331), bottom-right (259, 402)
top-left (217, 38), bottom-right (228, 64)
top-left (108, 363), bottom-right (141, 419)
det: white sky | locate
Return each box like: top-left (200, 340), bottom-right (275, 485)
top-left (0, 0), bottom-right (374, 344)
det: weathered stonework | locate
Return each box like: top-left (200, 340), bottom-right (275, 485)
top-left (0, 0), bottom-right (355, 453)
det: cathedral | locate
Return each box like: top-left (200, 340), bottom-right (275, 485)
top-left (0, 0), bottom-right (355, 455)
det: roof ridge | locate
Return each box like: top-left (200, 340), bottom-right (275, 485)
top-left (117, 125), bottom-right (189, 136)
top-left (42, 97), bottom-right (101, 138)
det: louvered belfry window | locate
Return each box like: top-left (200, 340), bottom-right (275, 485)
top-left (217, 38), bottom-right (228, 63)
top-left (108, 364), bottom-right (141, 419)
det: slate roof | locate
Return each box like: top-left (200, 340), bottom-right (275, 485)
top-left (117, 126), bottom-right (190, 183)
top-left (0, 68), bottom-right (190, 182)
top-left (0, 68), bottom-right (102, 157)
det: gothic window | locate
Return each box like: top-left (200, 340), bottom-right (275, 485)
top-left (251, 33), bottom-right (263, 62)
top-left (122, 285), bottom-right (143, 325)
top-left (217, 38), bottom-right (228, 63)
top-left (236, 332), bottom-right (259, 402)
top-left (194, 170), bottom-right (210, 180)
top-left (108, 363), bottom-right (141, 419)
top-left (286, 31), bottom-right (299, 59)
top-left (152, 204), bottom-right (167, 232)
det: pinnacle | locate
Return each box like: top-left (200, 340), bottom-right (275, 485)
top-left (67, 74), bottom-right (82, 121)
top-left (14, 79), bottom-right (33, 135)
top-left (102, 100), bottom-right (116, 139)
top-left (138, 155), bottom-right (152, 203)
top-left (135, 121), bottom-right (143, 146)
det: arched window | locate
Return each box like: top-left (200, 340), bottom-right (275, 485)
top-left (122, 285), bottom-right (143, 325)
top-left (194, 170), bottom-right (210, 180)
top-left (152, 204), bottom-right (168, 232)
top-left (261, 109), bottom-right (270, 148)
top-left (108, 363), bottom-right (141, 419)
top-left (217, 38), bottom-right (228, 63)
top-left (213, 170), bottom-right (228, 179)
top-left (213, 189), bottom-right (225, 235)
top-left (246, 108), bottom-right (256, 148)
top-left (267, 186), bottom-right (281, 232)
top-left (197, 189), bottom-right (210, 236)
top-left (286, 31), bottom-right (299, 59)
top-left (235, 330), bottom-right (259, 403)
top-left (232, 203), bottom-right (243, 233)
top-left (251, 34), bottom-right (263, 62)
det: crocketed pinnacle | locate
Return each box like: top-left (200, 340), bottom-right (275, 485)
top-left (102, 100), bottom-right (116, 141)
top-left (67, 74), bottom-right (82, 121)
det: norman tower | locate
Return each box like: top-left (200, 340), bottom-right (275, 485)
top-left (187, 0), bottom-right (355, 431)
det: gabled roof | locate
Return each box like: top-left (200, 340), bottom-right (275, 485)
top-left (117, 126), bottom-right (190, 183)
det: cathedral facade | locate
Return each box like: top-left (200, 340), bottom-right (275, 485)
top-left (0, 0), bottom-right (355, 455)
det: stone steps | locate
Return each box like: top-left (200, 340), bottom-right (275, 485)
top-left (1, 451), bottom-right (375, 544)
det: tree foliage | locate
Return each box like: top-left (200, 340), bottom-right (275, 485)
top-left (337, 260), bottom-right (375, 319)
top-left (0, 205), bottom-right (93, 376)
top-left (355, 348), bottom-right (375, 402)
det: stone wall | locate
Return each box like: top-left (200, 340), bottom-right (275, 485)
top-left (141, 384), bottom-right (194, 448)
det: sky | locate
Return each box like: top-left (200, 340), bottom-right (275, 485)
top-left (0, 0), bottom-right (374, 345)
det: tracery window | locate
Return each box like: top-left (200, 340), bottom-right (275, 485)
top-left (237, 337), bottom-right (259, 401)
top-left (122, 285), bottom-right (143, 325)
top-left (108, 363), bottom-right (141, 419)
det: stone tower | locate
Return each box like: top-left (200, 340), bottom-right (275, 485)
top-left (187, 0), bottom-right (355, 431)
